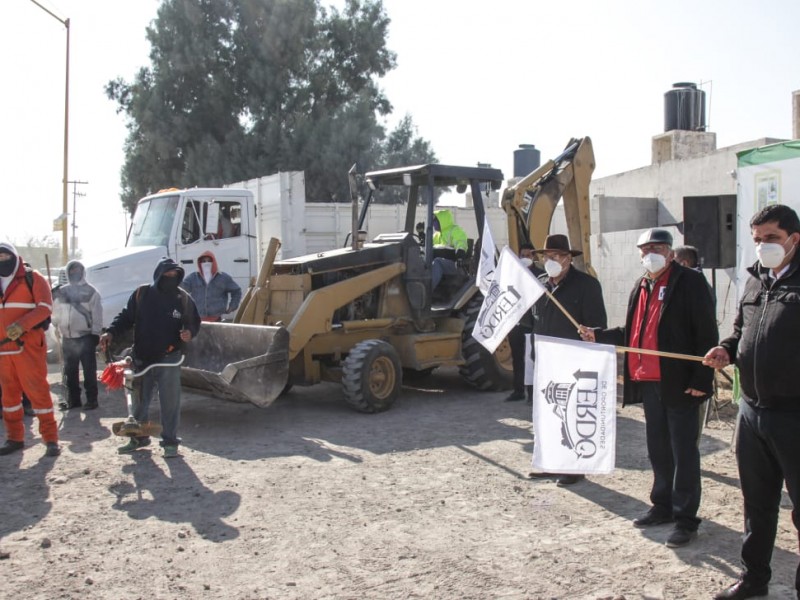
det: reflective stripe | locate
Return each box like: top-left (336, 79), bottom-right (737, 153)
top-left (3, 403), bottom-right (23, 412)
top-left (0, 302), bottom-right (36, 309)
top-left (37, 302), bottom-right (53, 310)
top-left (33, 407), bottom-right (54, 415)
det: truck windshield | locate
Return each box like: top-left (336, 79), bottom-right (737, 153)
top-left (128, 195), bottom-right (179, 247)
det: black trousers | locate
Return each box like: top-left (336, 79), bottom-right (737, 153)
top-left (61, 335), bottom-right (99, 406)
top-left (639, 382), bottom-right (702, 531)
top-left (508, 325), bottom-right (531, 395)
top-left (737, 399), bottom-right (800, 590)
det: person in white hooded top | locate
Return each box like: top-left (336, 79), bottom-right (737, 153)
top-left (52, 260), bottom-right (102, 410)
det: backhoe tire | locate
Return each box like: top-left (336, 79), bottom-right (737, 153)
top-left (342, 340), bottom-right (402, 413)
top-left (458, 296), bottom-right (514, 391)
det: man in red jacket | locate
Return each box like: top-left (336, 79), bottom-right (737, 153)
top-left (0, 242), bottom-right (59, 457)
top-left (581, 229), bottom-right (717, 547)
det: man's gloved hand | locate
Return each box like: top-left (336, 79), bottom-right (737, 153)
top-left (5, 323), bottom-right (23, 341)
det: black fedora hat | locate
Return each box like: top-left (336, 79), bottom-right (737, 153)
top-left (531, 234), bottom-right (582, 257)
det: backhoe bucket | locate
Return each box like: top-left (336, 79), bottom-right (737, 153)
top-left (181, 322), bottom-right (290, 408)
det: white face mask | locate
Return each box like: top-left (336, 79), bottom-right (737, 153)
top-left (544, 259), bottom-right (563, 278)
top-left (520, 257), bottom-right (533, 267)
top-left (201, 262), bottom-right (213, 283)
top-left (756, 237), bottom-right (794, 269)
top-left (641, 253), bottom-right (666, 274)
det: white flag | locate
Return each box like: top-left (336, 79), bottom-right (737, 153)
top-left (531, 335), bottom-right (617, 475)
top-left (471, 246), bottom-right (546, 354)
top-left (476, 217), bottom-right (497, 295)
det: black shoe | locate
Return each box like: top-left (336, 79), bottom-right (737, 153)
top-left (632, 509), bottom-right (674, 528)
top-left (504, 391), bottom-right (526, 402)
top-left (83, 401), bottom-right (98, 410)
top-left (0, 440), bottom-right (25, 455)
top-left (58, 401), bottom-right (69, 411)
top-left (713, 580), bottom-right (768, 599)
top-left (23, 406), bottom-right (35, 416)
top-left (528, 471), bottom-right (557, 479)
top-left (665, 526), bottom-right (697, 548)
top-left (45, 442), bottom-right (61, 457)
top-left (557, 474), bottom-right (585, 486)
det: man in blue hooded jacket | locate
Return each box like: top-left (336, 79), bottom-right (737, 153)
top-left (180, 251), bottom-right (241, 322)
top-left (99, 258), bottom-right (201, 458)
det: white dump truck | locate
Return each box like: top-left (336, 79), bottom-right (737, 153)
top-left (75, 172), bottom-right (305, 327)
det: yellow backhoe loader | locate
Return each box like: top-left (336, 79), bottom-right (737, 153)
top-left (181, 137), bottom-right (596, 412)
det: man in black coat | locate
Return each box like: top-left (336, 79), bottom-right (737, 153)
top-left (529, 234), bottom-right (607, 486)
top-left (705, 204), bottom-right (800, 600)
top-left (581, 228), bottom-right (718, 548)
top-left (99, 258), bottom-right (201, 459)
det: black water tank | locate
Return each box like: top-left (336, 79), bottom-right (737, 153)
top-left (664, 82), bottom-right (706, 132)
top-left (513, 144), bottom-right (541, 177)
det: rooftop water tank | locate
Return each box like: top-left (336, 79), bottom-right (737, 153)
top-left (664, 82), bottom-right (706, 132)
top-left (513, 144), bottom-right (541, 177)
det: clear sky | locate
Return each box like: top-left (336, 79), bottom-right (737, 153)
top-left (2, 0), bottom-right (798, 262)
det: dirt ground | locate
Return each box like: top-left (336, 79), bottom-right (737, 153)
top-left (0, 365), bottom-right (797, 600)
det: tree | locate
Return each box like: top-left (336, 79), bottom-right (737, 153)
top-left (107, 0), bottom-right (436, 212)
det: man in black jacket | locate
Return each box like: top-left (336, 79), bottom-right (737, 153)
top-left (99, 258), bottom-right (201, 459)
top-left (581, 229), bottom-right (718, 548)
top-left (705, 204), bottom-right (800, 600)
top-left (529, 234), bottom-right (607, 485)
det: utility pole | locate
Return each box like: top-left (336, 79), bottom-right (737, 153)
top-left (68, 180), bottom-right (88, 258)
top-left (29, 0), bottom-right (70, 265)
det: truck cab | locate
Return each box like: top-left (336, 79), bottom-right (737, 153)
top-left (83, 187), bottom-right (256, 326)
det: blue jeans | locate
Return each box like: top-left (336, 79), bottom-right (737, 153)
top-left (639, 381), bottom-right (702, 531)
top-left (131, 351), bottom-right (183, 447)
top-left (431, 258), bottom-right (458, 289)
top-left (736, 398), bottom-right (800, 590)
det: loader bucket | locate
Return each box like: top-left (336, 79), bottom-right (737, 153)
top-left (181, 322), bottom-right (290, 408)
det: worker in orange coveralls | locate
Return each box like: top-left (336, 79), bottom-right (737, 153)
top-left (0, 242), bottom-right (60, 457)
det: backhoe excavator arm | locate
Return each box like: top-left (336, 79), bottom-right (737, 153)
top-left (500, 137), bottom-right (596, 275)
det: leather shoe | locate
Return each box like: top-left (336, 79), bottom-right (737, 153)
top-left (556, 474), bottom-right (585, 486)
top-left (632, 509), bottom-right (674, 528)
top-left (83, 401), bottom-right (98, 410)
top-left (665, 526), bottom-right (697, 548)
top-left (0, 440), bottom-right (25, 455)
top-left (504, 391), bottom-right (526, 402)
top-left (713, 580), bottom-right (768, 599)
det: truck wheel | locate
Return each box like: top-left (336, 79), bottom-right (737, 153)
top-left (458, 296), bottom-right (514, 391)
top-left (342, 340), bottom-right (402, 413)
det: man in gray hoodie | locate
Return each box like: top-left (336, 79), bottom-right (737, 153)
top-left (52, 260), bottom-right (102, 410)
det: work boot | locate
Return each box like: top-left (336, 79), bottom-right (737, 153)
top-left (0, 440), bottom-right (25, 455)
top-left (45, 442), bottom-right (61, 457)
top-left (83, 400), bottom-right (98, 410)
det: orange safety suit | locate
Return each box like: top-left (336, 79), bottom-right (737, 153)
top-left (0, 261), bottom-right (57, 444)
